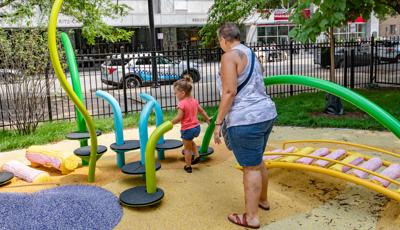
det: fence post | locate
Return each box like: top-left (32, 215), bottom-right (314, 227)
top-left (289, 40), bottom-right (294, 96)
top-left (350, 49), bottom-right (355, 89)
top-left (369, 36), bottom-right (375, 85)
top-left (121, 46), bottom-right (128, 114)
top-left (186, 41), bottom-right (190, 75)
top-left (344, 50), bottom-right (348, 87)
top-left (45, 62), bottom-right (53, 121)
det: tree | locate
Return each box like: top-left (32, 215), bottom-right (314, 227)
top-left (0, 0), bottom-right (133, 44)
top-left (0, 29), bottom-right (66, 134)
top-left (200, 0), bottom-right (396, 114)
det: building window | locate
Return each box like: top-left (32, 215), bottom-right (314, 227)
top-left (257, 25), bottom-right (293, 44)
top-left (334, 23), bottom-right (366, 41)
top-left (390, 25), bottom-right (396, 35)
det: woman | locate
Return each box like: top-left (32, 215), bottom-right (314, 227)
top-left (214, 22), bottom-right (277, 229)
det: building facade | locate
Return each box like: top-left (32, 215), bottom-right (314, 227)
top-left (244, 8), bottom-right (379, 44)
top-left (1, 0), bottom-right (213, 51)
top-left (379, 15), bottom-right (400, 37)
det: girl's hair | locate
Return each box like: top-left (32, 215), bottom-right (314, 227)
top-left (173, 74), bottom-right (193, 95)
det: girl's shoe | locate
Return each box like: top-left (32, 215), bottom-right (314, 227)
top-left (184, 165), bottom-right (192, 173)
top-left (191, 156), bottom-right (201, 165)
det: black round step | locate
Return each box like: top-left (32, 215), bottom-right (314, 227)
top-left (111, 140), bottom-right (140, 151)
top-left (120, 186), bottom-right (164, 207)
top-left (121, 161), bottom-right (161, 175)
top-left (156, 139), bottom-right (183, 150)
top-left (66, 130), bottom-right (102, 140)
top-left (73, 145), bottom-right (108, 156)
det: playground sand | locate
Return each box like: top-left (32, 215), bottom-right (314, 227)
top-left (0, 125), bottom-right (399, 230)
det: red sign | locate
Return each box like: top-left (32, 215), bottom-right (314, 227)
top-left (274, 9), bottom-right (290, 21)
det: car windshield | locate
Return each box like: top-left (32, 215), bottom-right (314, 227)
top-left (106, 58), bottom-right (129, 66)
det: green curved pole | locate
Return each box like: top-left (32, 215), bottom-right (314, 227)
top-left (199, 114), bottom-right (217, 153)
top-left (61, 33), bottom-right (89, 164)
top-left (145, 121), bottom-right (173, 194)
top-left (48, 0), bottom-right (98, 182)
top-left (264, 75), bottom-right (400, 139)
top-left (61, 33), bottom-right (86, 133)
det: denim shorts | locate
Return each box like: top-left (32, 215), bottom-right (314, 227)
top-left (227, 118), bottom-right (276, 167)
top-left (181, 125), bottom-right (201, 141)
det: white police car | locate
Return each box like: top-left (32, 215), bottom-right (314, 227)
top-left (101, 52), bottom-right (200, 88)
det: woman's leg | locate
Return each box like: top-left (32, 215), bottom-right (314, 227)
top-left (242, 163), bottom-right (263, 226)
top-left (259, 163), bottom-right (269, 208)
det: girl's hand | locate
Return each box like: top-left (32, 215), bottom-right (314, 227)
top-left (205, 117), bottom-right (211, 125)
top-left (214, 125), bottom-right (222, 145)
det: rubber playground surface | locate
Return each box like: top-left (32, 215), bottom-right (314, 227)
top-left (1, 125), bottom-right (399, 230)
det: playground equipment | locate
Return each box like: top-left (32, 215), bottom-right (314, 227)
top-left (26, 146), bottom-right (80, 174)
top-left (261, 140), bottom-right (400, 201)
top-left (61, 32), bottom-right (103, 166)
top-left (49, 1), bottom-right (104, 182)
top-left (2, 160), bottom-right (50, 183)
top-left (257, 75), bottom-right (400, 201)
top-left (120, 121), bottom-right (173, 207)
top-left (0, 172), bottom-right (14, 186)
top-left (118, 93), bottom-right (183, 175)
top-left (95, 90), bottom-right (140, 168)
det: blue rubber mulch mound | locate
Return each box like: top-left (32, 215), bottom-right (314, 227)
top-left (0, 185), bottom-right (123, 230)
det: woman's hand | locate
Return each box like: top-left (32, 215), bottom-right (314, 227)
top-left (214, 125), bottom-right (222, 144)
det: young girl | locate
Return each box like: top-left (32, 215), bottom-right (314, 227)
top-left (172, 75), bottom-right (210, 173)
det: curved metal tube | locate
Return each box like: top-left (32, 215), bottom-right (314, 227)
top-left (139, 100), bottom-right (155, 165)
top-left (61, 33), bottom-right (86, 134)
top-left (139, 93), bottom-right (164, 143)
top-left (145, 121), bottom-right (173, 194)
top-left (199, 114), bottom-right (216, 154)
top-left (96, 90), bottom-right (125, 167)
top-left (48, 0), bottom-right (98, 182)
top-left (264, 75), bottom-right (400, 139)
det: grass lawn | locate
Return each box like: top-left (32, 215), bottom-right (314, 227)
top-left (0, 88), bottom-right (399, 152)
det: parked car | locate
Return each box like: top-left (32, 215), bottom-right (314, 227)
top-left (314, 47), bottom-right (371, 68)
top-left (100, 52), bottom-right (200, 88)
top-left (376, 40), bottom-right (400, 63)
top-left (0, 69), bottom-right (20, 83)
top-left (254, 46), bottom-right (288, 64)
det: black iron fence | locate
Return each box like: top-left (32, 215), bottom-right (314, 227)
top-left (1, 37), bottom-right (400, 130)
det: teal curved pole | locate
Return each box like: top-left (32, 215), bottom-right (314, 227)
top-left (60, 33), bottom-right (88, 151)
top-left (95, 90), bottom-right (125, 167)
top-left (140, 93), bottom-right (165, 160)
top-left (139, 100), bottom-right (156, 165)
top-left (264, 75), bottom-right (400, 139)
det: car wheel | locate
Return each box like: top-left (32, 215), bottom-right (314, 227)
top-left (124, 76), bottom-right (141, 89)
top-left (183, 70), bottom-right (200, 83)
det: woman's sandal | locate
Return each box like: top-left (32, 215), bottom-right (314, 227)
top-left (258, 203), bottom-right (270, 211)
top-left (227, 213), bottom-right (260, 229)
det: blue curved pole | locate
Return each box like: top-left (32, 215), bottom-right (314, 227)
top-left (95, 90), bottom-right (125, 167)
top-left (139, 100), bottom-right (156, 165)
top-left (140, 93), bottom-right (166, 160)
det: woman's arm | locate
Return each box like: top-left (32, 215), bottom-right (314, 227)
top-left (215, 51), bottom-right (238, 125)
top-left (171, 109), bottom-right (184, 125)
top-left (214, 51), bottom-right (239, 144)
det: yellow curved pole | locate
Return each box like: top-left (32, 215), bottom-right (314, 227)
top-left (266, 162), bottom-right (400, 201)
top-left (282, 140), bottom-right (400, 159)
top-left (263, 152), bottom-right (400, 186)
top-left (48, 0), bottom-right (98, 182)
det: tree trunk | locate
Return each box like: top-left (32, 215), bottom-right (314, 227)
top-left (329, 27), bottom-right (336, 83)
top-left (325, 27), bottom-right (344, 115)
